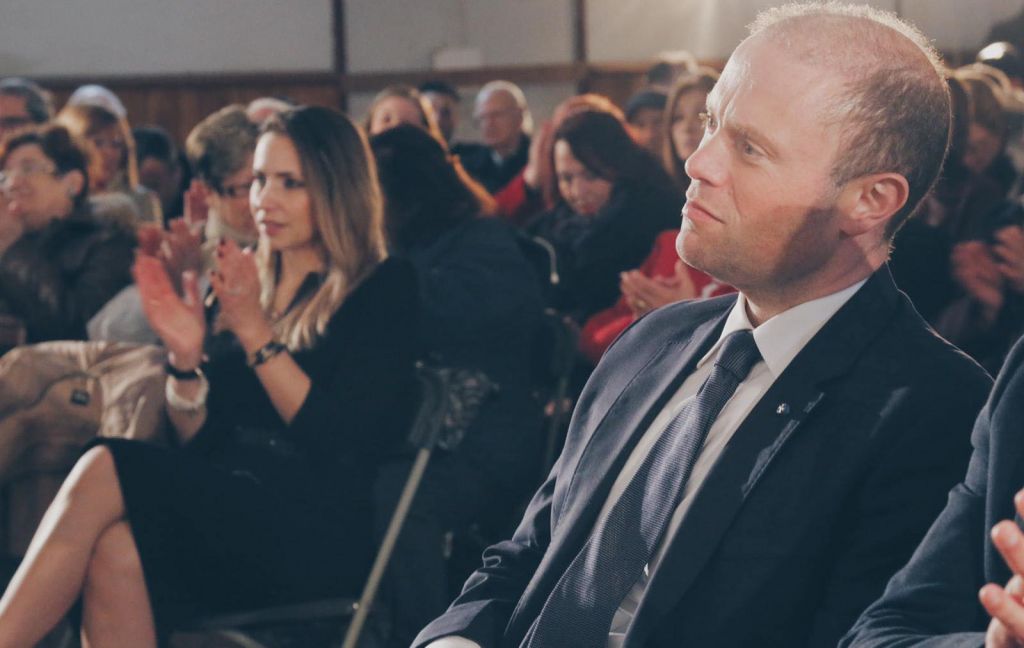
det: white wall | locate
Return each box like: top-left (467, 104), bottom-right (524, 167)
top-left (345, 0), bottom-right (576, 141)
top-left (0, 0), bottom-right (333, 76)
top-left (587, 0), bottom-right (1024, 62)
top-left (345, 0), bottom-right (574, 73)
top-left (902, 0), bottom-right (1023, 54)
top-left (1, 0), bottom-right (1022, 79)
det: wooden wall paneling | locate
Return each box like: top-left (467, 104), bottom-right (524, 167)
top-left (581, 63), bottom-right (650, 110)
top-left (40, 74), bottom-right (342, 146)
top-left (341, 63), bottom-right (586, 95)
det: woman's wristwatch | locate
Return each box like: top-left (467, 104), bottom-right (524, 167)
top-left (247, 339), bottom-right (287, 368)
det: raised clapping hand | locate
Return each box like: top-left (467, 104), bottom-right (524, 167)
top-left (981, 490), bottom-right (1024, 647)
top-left (163, 217), bottom-right (204, 284)
top-left (993, 225), bottom-right (1024, 295)
top-left (183, 178), bottom-right (210, 231)
top-left (952, 240), bottom-right (1006, 323)
top-left (208, 238), bottom-right (271, 347)
top-left (133, 252), bottom-right (205, 370)
top-left (135, 216), bottom-right (203, 295)
top-left (620, 260), bottom-right (698, 316)
top-left (523, 119), bottom-right (555, 191)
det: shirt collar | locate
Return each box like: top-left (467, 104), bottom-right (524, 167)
top-left (490, 134), bottom-right (526, 166)
top-left (696, 278), bottom-right (868, 378)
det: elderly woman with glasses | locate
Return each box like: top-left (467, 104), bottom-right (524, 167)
top-left (0, 123), bottom-right (135, 344)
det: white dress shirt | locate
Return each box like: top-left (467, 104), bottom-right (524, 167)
top-left (428, 280), bottom-right (866, 648)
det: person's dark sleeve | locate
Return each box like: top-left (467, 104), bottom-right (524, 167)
top-left (412, 457), bottom-right (558, 647)
top-left (64, 228), bottom-right (136, 332)
top-left (286, 262), bottom-right (420, 459)
top-left (803, 353), bottom-right (993, 647)
top-left (414, 222), bottom-right (542, 349)
top-left (840, 342), bottom-right (1024, 647)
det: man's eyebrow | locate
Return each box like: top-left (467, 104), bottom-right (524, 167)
top-left (724, 116), bottom-right (780, 159)
top-left (704, 91), bottom-right (779, 157)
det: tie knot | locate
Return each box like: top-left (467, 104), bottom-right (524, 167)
top-left (713, 329), bottom-right (761, 381)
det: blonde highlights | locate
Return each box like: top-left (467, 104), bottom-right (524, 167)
top-left (258, 106), bottom-right (387, 351)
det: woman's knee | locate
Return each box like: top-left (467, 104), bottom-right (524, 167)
top-left (59, 446), bottom-right (122, 508)
top-left (84, 522), bottom-right (144, 592)
top-left (71, 447), bottom-right (115, 484)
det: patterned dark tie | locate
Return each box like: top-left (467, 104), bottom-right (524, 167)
top-left (525, 329), bottom-right (762, 647)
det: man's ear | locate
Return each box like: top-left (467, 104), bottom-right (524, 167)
top-left (837, 172), bottom-right (909, 237)
top-left (60, 169), bottom-right (85, 201)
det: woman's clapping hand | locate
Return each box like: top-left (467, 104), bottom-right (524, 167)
top-left (209, 238), bottom-right (269, 345)
top-left (133, 252), bottom-right (205, 370)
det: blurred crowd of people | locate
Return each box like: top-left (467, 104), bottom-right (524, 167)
top-left (1, 26), bottom-right (1024, 647)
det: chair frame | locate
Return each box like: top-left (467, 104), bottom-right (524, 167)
top-left (173, 365), bottom-right (453, 648)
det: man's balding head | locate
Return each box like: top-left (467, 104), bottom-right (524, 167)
top-left (748, 2), bottom-right (950, 237)
top-left (474, 81), bottom-right (532, 156)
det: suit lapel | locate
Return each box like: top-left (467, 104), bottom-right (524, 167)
top-left (506, 308), bottom-right (729, 641)
top-left (556, 313), bottom-right (725, 539)
top-left (625, 267), bottom-right (904, 645)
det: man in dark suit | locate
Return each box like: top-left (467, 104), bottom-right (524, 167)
top-left (455, 81), bottom-right (531, 195)
top-left (841, 336), bottom-right (1024, 647)
top-left (416, 4), bottom-right (993, 648)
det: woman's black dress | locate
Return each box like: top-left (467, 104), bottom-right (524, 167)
top-left (92, 258), bottom-right (419, 636)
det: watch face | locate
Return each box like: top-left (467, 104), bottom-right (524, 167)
top-left (249, 340), bottom-right (286, 368)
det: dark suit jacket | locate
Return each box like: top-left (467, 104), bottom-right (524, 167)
top-left (414, 267), bottom-right (992, 648)
top-left (842, 336), bottom-right (1024, 647)
top-left (455, 136), bottom-right (530, 195)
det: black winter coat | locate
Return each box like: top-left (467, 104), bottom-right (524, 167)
top-left (526, 179), bottom-right (682, 323)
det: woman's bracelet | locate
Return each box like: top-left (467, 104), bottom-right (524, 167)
top-left (165, 368), bottom-right (209, 413)
top-left (247, 339), bottom-right (287, 368)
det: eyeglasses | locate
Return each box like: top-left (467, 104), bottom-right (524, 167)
top-left (473, 108), bottom-right (518, 125)
top-left (220, 180), bottom-right (254, 199)
top-left (0, 161), bottom-right (58, 188)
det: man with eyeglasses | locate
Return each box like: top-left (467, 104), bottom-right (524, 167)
top-left (0, 78), bottom-right (53, 140)
top-left (457, 80), bottom-right (533, 194)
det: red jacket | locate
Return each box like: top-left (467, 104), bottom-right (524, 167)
top-left (494, 172), bottom-right (546, 228)
top-left (579, 230), bottom-right (734, 365)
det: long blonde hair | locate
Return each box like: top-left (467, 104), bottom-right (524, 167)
top-left (258, 106), bottom-right (387, 351)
